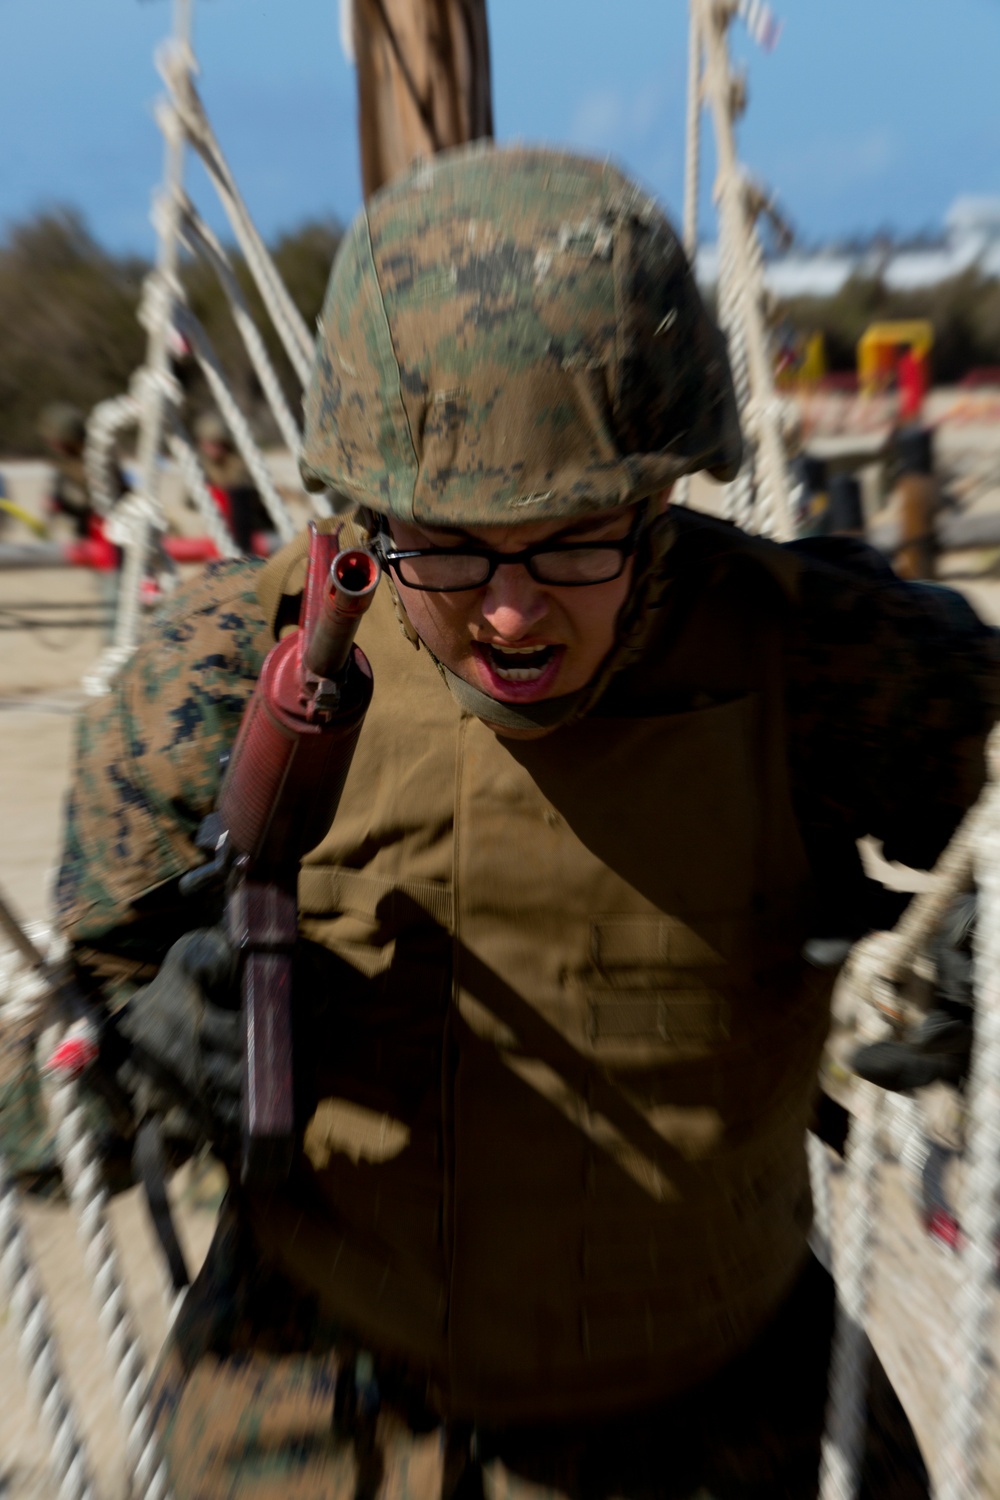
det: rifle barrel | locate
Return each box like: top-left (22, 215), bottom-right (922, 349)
top-left (305, 546), bottom-right (381, 681)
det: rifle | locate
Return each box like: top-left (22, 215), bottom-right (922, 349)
top-left (182, 521), bottom-right (381, 1183)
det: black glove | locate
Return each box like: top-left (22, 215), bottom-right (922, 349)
top-left (118, 928), bottom-right (242, 1155)
top-left (851, 894), bottom-right (975, 1093)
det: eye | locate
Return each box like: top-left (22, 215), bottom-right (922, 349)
top-left (419, 532), bottom-right (467, 550)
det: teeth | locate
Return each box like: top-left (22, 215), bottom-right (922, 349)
top-left (495, 665), bottom-right (545, 681)
top-left (483, 642), bottom-right (555, 683)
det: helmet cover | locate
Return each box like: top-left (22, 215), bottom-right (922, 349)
top-left (301, 144), bottom-right (741, 526)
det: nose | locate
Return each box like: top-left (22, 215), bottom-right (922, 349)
top-left (480, 562), bottom-right (549, 639)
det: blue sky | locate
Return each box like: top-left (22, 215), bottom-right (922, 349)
top-left (2, 0), bottom-right (999, 254)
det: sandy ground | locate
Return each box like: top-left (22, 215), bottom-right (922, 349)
top-left (2, 443), bottom-right (1000, 1497)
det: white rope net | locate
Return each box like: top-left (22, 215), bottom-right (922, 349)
top-left (682, 0), bottom-right (796, 541)
top-left (1, 2), bottom-right (998, 1496)
top-left (0, 945), bottom-right (98, 1500)
top-left (0, 0), bottom-right (329, 1489)
top-left (683, 3), bottom-right (1000, 1495)
top-left (80, 0), bottom-right (332, 701)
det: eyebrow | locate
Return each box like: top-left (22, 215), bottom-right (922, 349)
top-left (405, 512), bottom-right (629, 547)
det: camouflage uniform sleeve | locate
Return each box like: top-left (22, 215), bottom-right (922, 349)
top-left (0, 1007), bottom-right (59, 1180)
top-left (785, 538), bottom-right (1000, 875)
top-left (55, 558), bottom-right (271, 1006)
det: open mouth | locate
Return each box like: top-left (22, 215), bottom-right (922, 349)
top-left (473, 641), bottom-right (565, 699)
top-left (483, 643), bottom-right (556, 680)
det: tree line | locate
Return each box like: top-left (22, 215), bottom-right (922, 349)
top-left (0, 208), bottom-right (343, 456)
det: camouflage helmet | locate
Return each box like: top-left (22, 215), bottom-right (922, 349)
top-left (39, 401), bottom-right (86, 450)
top-left (300, 143), bottom-right (741, 526)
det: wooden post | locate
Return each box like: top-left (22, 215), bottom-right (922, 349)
top-left (349, 0), bottom-right (494, 199)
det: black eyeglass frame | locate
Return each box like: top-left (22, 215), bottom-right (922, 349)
top-left (374, 508), bottom-right (645, 593)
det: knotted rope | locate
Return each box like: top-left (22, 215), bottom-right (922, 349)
top-left (0, 938), bottom-right (96, 1500)
top-left (0, 906), bottom-right (176, 1499)
top-left (0, 1152), bottom-right (97, 1500)
top-left (818, 1080), bottom-right (885, 1500)
top-left (687, 7), bottom-right (999, 1493)
top-left (49, 1035), bottom-right (173, 1500)
top-left (172, 302), bottom-right (296, 543)
top-left (176, 203), bottom-right (304, 459)
top-left (937, 731), bottom-right (1000, 1500)
top-left (688, 0), bottom-right (794, 539)
top-left (158, 44), bottom-right (314, 387)
top-left (83, 5), bottom-right (338, 698)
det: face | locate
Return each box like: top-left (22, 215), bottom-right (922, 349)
top-left (385, 498), bottom-right (666, 714)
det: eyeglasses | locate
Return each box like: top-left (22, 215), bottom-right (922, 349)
top-left (376, 509), bottom-right (644, 593)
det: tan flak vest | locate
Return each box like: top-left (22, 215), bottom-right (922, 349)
top-left (245, 521), bottom-right (835, 1423)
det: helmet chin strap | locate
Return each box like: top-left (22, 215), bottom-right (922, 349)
top-left (438, 664), bottom-right (590, 734)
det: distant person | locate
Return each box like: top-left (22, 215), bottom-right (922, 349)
top-left (890, 426), bottom-right (939, 582)
top-left (897, 347), bottom-right (927, 423)
top-left (39, 402), bottom-right (99, 540)
top-left (38, 401), bottom-right (121, 637)
top-left (194, 411), bottom-right (271, 554)
top-left (826, 474), bottom-right (865, 538)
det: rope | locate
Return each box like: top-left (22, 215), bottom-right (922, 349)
top-left (700, 16), bottom-right (755, 529)
top-left (872, 802), bottom-right (982, 1001)
top-left (715, 193), bottom-right (756, 529)
top-left (0, 1153), bottom-right (97, 1500)
top-left (818, 1083), bottom-right (885, 1500)
top-left (0, 933), bottom-right (97, 1500)
top-left (880, 1091), bottom-right (929, 1200)
top-left (97, 469), bottom-right (173, 694)
top-left (176, 202), bottom-right (304, 458)
top-left (937, 744), bottom-right (1000, 1500)
top-left (807, 1129), bottom-right (834, 1274)
top-left (735, 0), bottom-right (782, 51)
top-left (173, 303), bottom-right (297, 543)
top-left (736, 186), bottom-right (791, 535)
top-left (82, 645), bottom-right (140, 700)
top-left (81, 17), bottom-right (191, 702)
top-left (49, 1031), bottom-right (173, 1500)
top-left (166, 426), bottom-right (242, 560)
top-left (834, 732), bottom-right (1000, 1498)
top-left (0, 906), bottom-right (176, 1500)
top-left (682, 0), bottom-right (702, 261)
top-left (695, 0), bottom-right (793, 539)
top-left (672, 0), bottom-right (704, 516)
top-left (79, 0), bottom-right (343, 698)
top-left (159, 48), bottom-right (314, 388)
top-left (85, 393), bottom-right (141, 519)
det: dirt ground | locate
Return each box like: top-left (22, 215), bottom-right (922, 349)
top-left (2, 440), bottom-right (1000, 1497)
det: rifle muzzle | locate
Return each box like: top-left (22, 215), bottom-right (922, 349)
top-left (305, 546), bottom-right (381, 682)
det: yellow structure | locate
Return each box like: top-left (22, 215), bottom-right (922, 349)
top-left (857, 320), bottom-right (933, 396)
top-left (799, 332), bottom-right (826, 383)
top-left (774, 330), bottom-right (825, 389)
